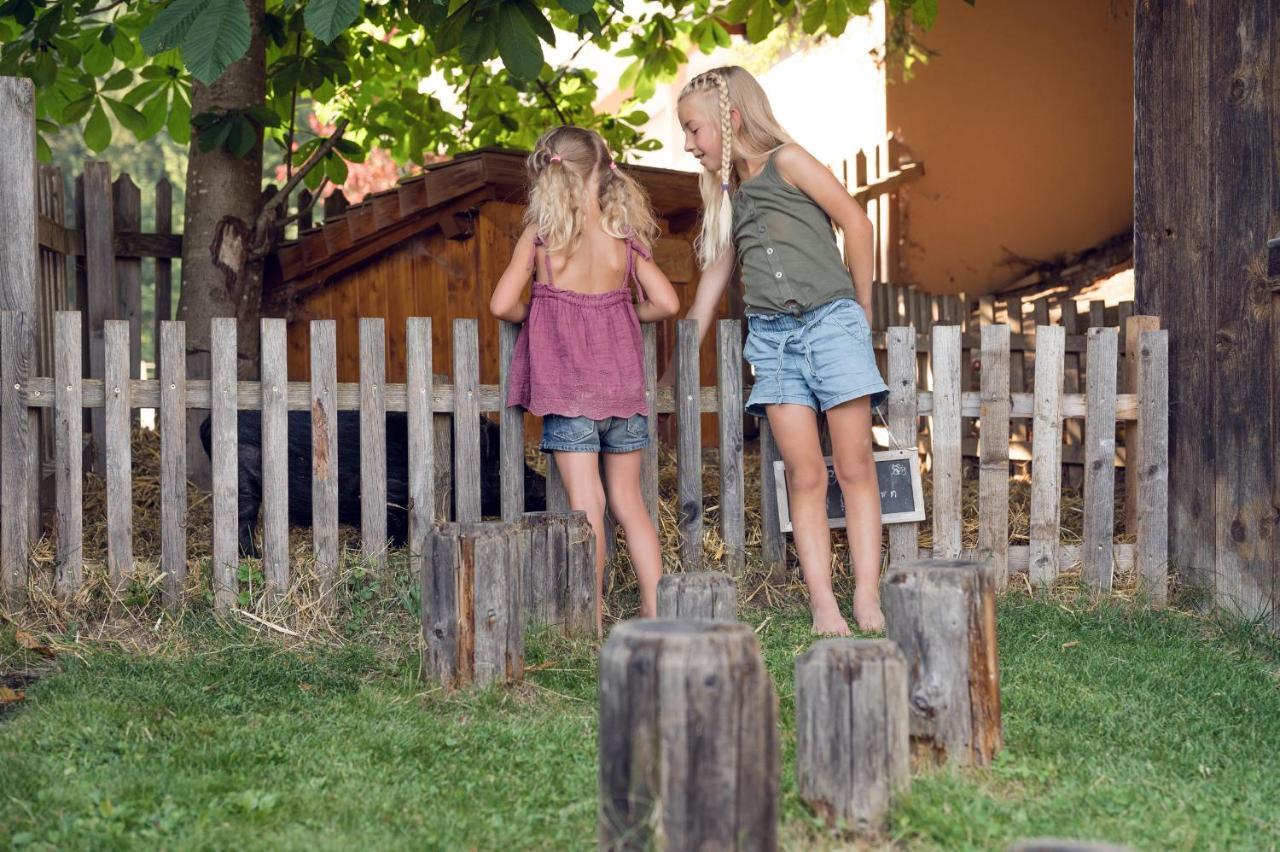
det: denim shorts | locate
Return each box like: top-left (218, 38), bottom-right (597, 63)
top-left (541, 413), bottom-right (650, 454)
top-left (744, 297), bottom-right (889, 418)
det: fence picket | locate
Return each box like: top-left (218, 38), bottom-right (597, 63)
top-left (887, 327), bottom-right (918, 566)
top-left (1136, 330), bottom-right (1169, 607)
top-left (498, 320), bottom-right (524, 521)
top-left (159, 320), bottom-right (186, 608)
top-left (1123, 315), bottom-right (1161, 535)
top-left (0, 311), bottom-right (28, 604)
top-left (453, 318), bottom-right (481, 523)
top-left (105, 319), bottom-right (133, 591)
top-left (54, 311), bottom-right (81, 596)
top-left (407, 318), bottom-right (434, 580)
top-left (83, 162), bottom-right (112, 475)
top-left (154, 179), bottom-right (172, 383)
top-left (261, 319), bottom-right (290, 596)
top-left (361, 318), bottom-right (388, 567)
top-left (675, 319), bottom-right (702, 570)
top-left (1028, 325), bottom-right (1065, 587)
top-left (717, 320), bottom-right (744, 574)
top-left (978, 324), bottom-right (1011, 588)
top-left (930, 325), bottom-right (962, 559)
top-left (210, 318), bottom-right (238, 609)
top-left (1082, 327), bottom-right (1118, 592)
top-left (112, 174), bottom-right (142, 402)
top-left (641, 324), bottom-right (658, 524)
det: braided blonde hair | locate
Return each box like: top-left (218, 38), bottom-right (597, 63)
top-left (679, 66), bottom-right (794, 267)
top-left (524, 126), bottom-right (659, 255)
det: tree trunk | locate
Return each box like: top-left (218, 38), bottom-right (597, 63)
top-left (176, 0), bottom-right (267, 488)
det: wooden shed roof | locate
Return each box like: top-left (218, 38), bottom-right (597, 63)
top-left (265, 147), bottom-right (702, 299)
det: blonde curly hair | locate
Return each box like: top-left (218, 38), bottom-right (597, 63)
top-left (524, 126), bottom-right (660, 256)
top-left (679, 66), bottom-right (793, 268)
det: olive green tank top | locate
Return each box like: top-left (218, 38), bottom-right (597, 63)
top-left (731, 150), bottom-right (855, 315)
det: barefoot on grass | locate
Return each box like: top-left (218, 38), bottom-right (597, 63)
top-left (811, 601), bottom-right (852, 636)
top-left (853, 595), bottom-right (885, 633)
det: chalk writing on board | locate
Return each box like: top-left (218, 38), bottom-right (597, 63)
top-left (773, 450), bottom-right (925, 533)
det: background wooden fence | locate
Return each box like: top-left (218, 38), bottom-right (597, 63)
top-left (0, 311), bottom-right (1169, 613)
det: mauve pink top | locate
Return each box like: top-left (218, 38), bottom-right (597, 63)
top-left (506, 236), bottom-right (650, 420)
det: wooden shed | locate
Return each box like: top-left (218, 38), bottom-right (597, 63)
top-left (264, 148), bottom-right (723, 398)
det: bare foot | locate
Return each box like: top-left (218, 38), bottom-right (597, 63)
top-left (811, 600), bottom-right (852, 636)
top-left (853, 595), bottom-right (885, 633)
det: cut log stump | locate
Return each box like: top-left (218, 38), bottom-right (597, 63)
top-left (421, 521), bottom-right (524, 690)
top-left (521, 510), bottom-right (596, 637)
top-left (882, 558), bottom-right (1002, 766)
top-left (795, 639), bottom-right (909, 835)
top-left (1008, 841), bottom-right (1134, 852)
top-left (598, 620), bottom-right (779, 851)
top-left (656, 571), bottom-right (738, 621)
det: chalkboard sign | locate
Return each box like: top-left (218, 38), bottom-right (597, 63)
top-left (773, 449), bottom-right (925, 533)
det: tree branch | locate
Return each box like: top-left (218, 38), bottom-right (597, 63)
top-left (536, 79), bottom-right (569, 127)
top-left (251, 120), bottom-right (348, 254)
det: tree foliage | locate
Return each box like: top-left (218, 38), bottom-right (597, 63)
top-left (1, 0), bottom-right (950, 177)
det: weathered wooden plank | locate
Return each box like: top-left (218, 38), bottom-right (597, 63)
top-left (598, 621), bottom-right (779, 849)
top-left (471, 523), bottom-right (525, 686)
top-left (1088, 300), bottom-right (1105, 329)
top-left (887, 327), bottom-right (918, 566)
top-left (159, 321), bottom-right (186, 608)
top-left (641, 323), bottom-right (658, 525)
top-left (1060, 299), bottom-right (1084, 487)
top-left (360, 317), bottom-right (388, 568)
top-left (1032, 298), bottom-right (1050, 329)
top-left (304, 322), bottom-right (337, 592)
top-left (930, 325), bottom-right (962, 559)
top-left (153, 179), bottom-right (172, 384)
top-left (83, 161), bottom-right (112, 475)
top-left (883, 559), bottom-right (1001, 766)
top-left (103, 319), bottom-right (133, 591)
top-left (0, 312), bottom-right (30, 603)
top-left (259, 319), bottom-right (290, 597)
top-left (1136, 330), bottom-right (1169, 608)
top-left (112, 174), bottom-right (142, 396)
top-left (452, 319), bottom-right (481, 523)
top-left (406, 318), bottom-right (434, 578)
top-left (717, 320), bottom-right (744, 574)
top-left (759, 418), bottom-right (785, 578)
top-left (53, 312), bottom-right (81, 596)
top-left (498, 320), bottom-right (523, 522)
top-left (657, 571), bottom-right (738, 621)
top-left (796, 640), bottom-right (909, 834)
top-left (978, 324), bottom-right (1011, 589)
top-left (1028, 325), bottom-right (1065, 588)
top-left (675, 319), bottom-right (702, 570)
top-left (210, 318), bottom-right (238, 609)
top-left (923, 543), bottom-right (1134, 575)
top-left (1122, 315), bottom-right (1160, 536)
top-left (1082, 328), bottom-right (1118, 593)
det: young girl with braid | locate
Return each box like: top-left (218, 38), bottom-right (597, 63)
top-left (492, 126), bottom-right (680, 635)
top-left (676, 66), bottom-right (889, 634)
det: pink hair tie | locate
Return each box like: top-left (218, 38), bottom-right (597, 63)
top-left (549, 155), bottom-right (561, 164)
top-left (609, 162), bottom-right (618, 171)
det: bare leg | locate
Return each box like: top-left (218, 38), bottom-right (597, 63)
top-left (553, 450), bottom-right (607, 637)
top-left (827, 396), bottom-right (885, 632)
top-left (602, 450), bottom-right (663, 618)
top-left (766, 403), bottom-right (849, 635)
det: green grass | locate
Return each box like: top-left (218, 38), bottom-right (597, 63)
top-left (1, 594), bottom-right (1278, 851)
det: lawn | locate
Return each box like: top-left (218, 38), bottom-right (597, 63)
top-left (2, 579), bottom-right (1279, 851)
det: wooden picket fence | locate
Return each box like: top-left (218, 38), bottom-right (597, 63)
top-left (0, 309), bottom-right (1169, 612)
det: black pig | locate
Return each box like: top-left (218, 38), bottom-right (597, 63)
top-left (199, 411), bottom-right (546, 557)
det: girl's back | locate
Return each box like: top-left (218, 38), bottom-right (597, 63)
top-left (536, 221), bottom-right (631, 295)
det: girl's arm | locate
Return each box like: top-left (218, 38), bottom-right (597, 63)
top-left (774, 144), bottom-right (874, 314)
top-left (633, 253), bottom-right (681, 323)
top-left (488, 224), bottom-right (538, 323)
top-left (683, 246), bottom-right (737, 345)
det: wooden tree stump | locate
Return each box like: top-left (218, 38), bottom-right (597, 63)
top-left (1008, 841), bottom-right (1133, 852)
top-left (795, 639), bottom-right (909, 835)
top-left (421, 521), bottom-right (525, 690)
top-left (521, 511), bottom-right (595, 637)
top-left (598, 620), bottom-right (779, 851)
top-left (656, 571), bottom-right (738, 621)
top-left (882, 559), bottom-right (1002, 766)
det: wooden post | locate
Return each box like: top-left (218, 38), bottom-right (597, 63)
top-left (432, 371), bottom-right (453, 522)
top-left (656, 571), bottom-right (738, 621)
top-left (260, 318), bottom-right (289, 597)
top-left (360, 317), bottom-right (387, 568)
top-left (931, 325), bottom-right (962, 558)
top-left (421, 521), bottom-right (525, 690)
top-left (1082, 328), bottom-right (1118, 592)
top-left (795, 639), bottom-right (909, 834)
top-left (675, 319), bottom-right (702, 570)
top-left (104, 319), bottom-right (132, 591)
top-left (717, 320), bottom-right (745, 574)
top-left (82, 161), bottom-right (112, 475)
top-left (1060, 299), bottom-right (1084, 487)
top-left (112, 174), bottom-right (142, 404)
top-left (759, 418), bottom-right (786, 580)
top-left (1028, 325), bottom-right (1065, 588)
top-left (641, 323), bottom-right (659, 524)
top-left (159, 320), bottom-right (186, 608)
top-left (153, 178), bottom-right (172, 383)
top-left (598, 620), bottom-right (778, 850)
top-left (978, 324), bottom-right (1011, 589)
top-left (1122, 315), bottom-right (1160, 535)
top-left (452, 319), bottom-right (481, 523)
top-left (887, 327), bottom-right (918, 566)
top-left (407, 318), bottom-right (434, 580)
top-left (53, 311), bottom-right (81, 597)
top-left (498, 320), bottom-right (524, 522)
top-left (1136, 330), bottom-right (1169, 607)
top-left (883, 558), bottom-right (1001, 766)
top-left (0, 312), bottom-right (28, 604)
top-left (521, 510), bottom-right (595, 636)
top-left (210, 318), bottom-right (237, 609)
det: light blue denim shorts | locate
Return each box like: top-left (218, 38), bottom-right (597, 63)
top-left (541, 413), bottom-right (649, 454)
top-left (744, 298), bottom-right (889, 418)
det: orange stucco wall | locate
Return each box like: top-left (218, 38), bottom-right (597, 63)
top-left (886, 0), bottom-right (1134, 295)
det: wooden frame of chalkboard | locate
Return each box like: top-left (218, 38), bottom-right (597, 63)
top-left (773, 449), bottom-right (926, 533)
